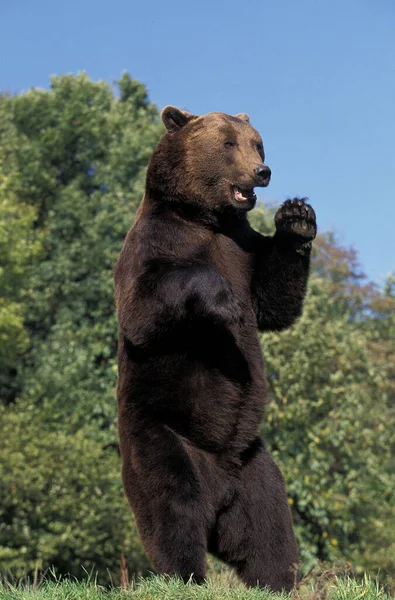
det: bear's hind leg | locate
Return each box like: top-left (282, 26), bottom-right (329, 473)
top-left (121, 421), bottom-right (210, 583)
top-left (212, 443), bottom-right (299, 592)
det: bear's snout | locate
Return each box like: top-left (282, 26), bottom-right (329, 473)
top-left (254, 164), bottom-right (271, 186)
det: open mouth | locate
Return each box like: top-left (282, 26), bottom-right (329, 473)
top-left (233, 186), bottom-right (257, 203)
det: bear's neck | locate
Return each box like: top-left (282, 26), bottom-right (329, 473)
top-left (143, 191), bottom-right (248, 232)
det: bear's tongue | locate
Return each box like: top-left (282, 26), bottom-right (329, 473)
top-left (234, 187), bottom-right (254, 202)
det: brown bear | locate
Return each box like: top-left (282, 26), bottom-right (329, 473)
top-left (114, 106), bottom-right (317, 592)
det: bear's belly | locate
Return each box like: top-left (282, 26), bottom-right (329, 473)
top-left (176, 359), bottom-right (265, 453)
top-left (120, 331), bottom-right (265, 456)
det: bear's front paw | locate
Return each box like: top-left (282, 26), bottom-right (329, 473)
top-left (275, 198), bottom-right (317, 242)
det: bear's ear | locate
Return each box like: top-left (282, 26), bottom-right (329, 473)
top-left (234, 113), bottom-right (250, 123)
top-left (161, 106), bottom-right (194, 131)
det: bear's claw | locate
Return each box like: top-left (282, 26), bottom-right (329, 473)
top-left (274, 198), bottom-right (317, 242)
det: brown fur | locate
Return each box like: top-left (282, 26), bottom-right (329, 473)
top-left (114, 107), bottom-right (317, 592)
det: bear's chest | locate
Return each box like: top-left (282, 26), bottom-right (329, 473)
top-left (212, 233), bottom-right (253, 301)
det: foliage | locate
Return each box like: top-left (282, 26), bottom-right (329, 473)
top-left (0, 407), bottom-right (150, 584)
top-left (262, 279), bottom-right (395, 572)
top-left (251, 207), bottom-right (395, 581)
top-left (260, 241), bottom-right (395, 580)
top-left (0, 146), bottom-right (43, 403)
top-left (0, 73), bottom-right (162, 435)
top-left (0, 73), bottom-right (162, 582)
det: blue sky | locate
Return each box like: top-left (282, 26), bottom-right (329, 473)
top-left (2, 0), bottom-right (394, 284)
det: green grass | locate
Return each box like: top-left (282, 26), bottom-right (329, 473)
top-left (0, 574), bottom-right (393, 600)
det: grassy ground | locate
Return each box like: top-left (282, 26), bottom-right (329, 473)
top-left (0, 573), bottom-right (393, 600)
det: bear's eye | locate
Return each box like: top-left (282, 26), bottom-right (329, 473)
top-left (224, 141), bottom-right (236, 149)
top-left (257, 143), bottom-right (263, 153)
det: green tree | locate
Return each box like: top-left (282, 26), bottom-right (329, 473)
top-left (0, 73), bottom-right (163, 438)
top-left (0, 73), bottom-right (162, 580)
top-left (252, 205), bottom-right (394, 581)
top-left (0, 406), bottom-right (149, 584)
top-left (259, 230), bottom-right (395, 581)
top-left (0, 144), bottom-right (43, 403)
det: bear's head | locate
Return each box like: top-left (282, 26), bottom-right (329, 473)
top-left (146, 106), bottom-right (271, 216)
